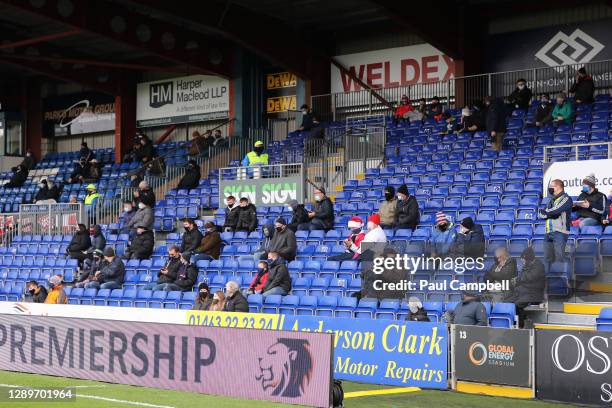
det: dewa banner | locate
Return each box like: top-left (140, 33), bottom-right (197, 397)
top-left (0, 314), bottom-right (333, 407)
top-left (536, 329), bottom-right (612, 405)
top-left (42, 92), bottom-right (115, 137)
top-left (265, 71), bottom-right (298, 117)
top-left (187, 311), bottom-right (448, 388)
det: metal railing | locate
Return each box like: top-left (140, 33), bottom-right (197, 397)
top-left (17, 203), bottom-right (82, 236)
top-left (543, 142), bottom-right (612, 163)
top-left (312, 59), bottom-right (612, 122)
top-left (0, 214), bottom-right (18, 247)
top-left (86, 197), bottom-right (122, 227)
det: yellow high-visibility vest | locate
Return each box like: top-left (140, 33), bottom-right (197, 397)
top-left (246, 151), bottom-right (268, 166)
top-left (84, 192), bottom-right (100, 205)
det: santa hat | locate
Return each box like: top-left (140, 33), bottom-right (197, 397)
top-left (368, 214), bottom-right (381, 226)
top-left (347, 216), bottom-right (363, 229)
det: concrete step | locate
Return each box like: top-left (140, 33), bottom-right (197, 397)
top-left (546, 312), bottom-right (596, 327)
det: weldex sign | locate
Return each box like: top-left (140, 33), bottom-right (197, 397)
top-left (0, 314), bottom-right (333, 407)
top-left (331, 45), bottom-right (454, 94)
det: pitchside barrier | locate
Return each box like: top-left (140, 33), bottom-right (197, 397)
top-left (0, 313), bottom-right (333, 407)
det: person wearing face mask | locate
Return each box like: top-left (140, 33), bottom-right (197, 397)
top-left (145, 246), bottom-right (181, 290)
top-left (551, 92), bottom-right (574, 126)
top-left (133, 180), bottom-right (156, 208)
top-left (268, 217), bottom-right (297, 262)
top-left (180, 218), bottom-right (204, 258)
top-left (126, 200), bottom-right (154, 231)
top-left (531, 93), bottom-right (553, 127)
top-left (194, 221), bottom-right (223, 262)
top-left (241, 140), bottom-right (269, 167)
top-left (570, 67), bottom-right (595, 104)
top-left (162, 253), bottom-right (197, 292)
top-left (539, 179), bottom-right (572, 264)
top-left (124, 225), bottom-right (154, 260)
top-left (298, 104), bottom-right (319, 132)
top-left (329, 217), bottom-right (366, 261)
top-left (430, 212), bottom-right (456, 258)
top-left (450, 217), bottom-right (485, 259)
top-left (394, 184), bottom-right (420, 231)
top-left (19, 148), bottom-right (37, 171)
top-left (484, 247), bottom-right (517, 300)
top-left (484, 95), bottom-right (507, 152)
top-left (235, 197), bottom-right (258, 232)
top-left (287, 199), bottom-right (310, 232)
top-left (246, 260), bottom-right (270, 295)
top-left (242, 221), bottom-right (274, 263)
top-left (572, 174), bottom-right (607, 228)
top-left (25, 280), bottom-right (47, 303)
top-left (457, 107), bottom-right (483, 133)
top-left (45, 275), bottom-right (68, 304)
top-left (34, 179), bottom-right (50, 203)
top-left (223, 281), bottom-right (249, 312)
top-left (177, 160), bottom-right (201, 190)
top-left (192, 282), bottom-right (214, 310)
top-left (507, 78), bottom-right (532, 110)
top-left (85, 247), bottom-right (125, 290)
top-left (75, 249), bottom-right (106, 288)
top-left (119, 200), bottom-right (137, 234)
top-left (300, 187), bottom-right (335, 231)
top-left (262, 252), bottom-right (291, 297)
top-left (223, 195), bottom-right (241, 232)
top-left (504, 247), bottom-right (545, 327)
top-left (84, 224), bottom-right (106, 262)
top-left (406, 296), bottom-right (430, 322)
top-left (379, 186), bottom-right (397, 229)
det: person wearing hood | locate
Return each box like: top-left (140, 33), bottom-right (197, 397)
top-left (329, 216), bottom-right (366, 261)
top-left (451, 217), bottom-right (485, 259)
top-left (505, 247), bottom-right (546, 326)
top-left (44, 275), bottom-right (68, 304)
top-left (194, 221), bottom-right (223, 262)
top-left (406, 297), bottom-right (430, 322)
top-left (570, 67), bottom-right (595, 104)
top-left (241, 221), bottom-right (274, 263)
top-left (180, 218), bottom-right (203, 258)
top-left (300, 187), bottom-right (334, 231)
top-left (507, 78), bottom-right (532, 110)
top-left (394, 184), bottom-right (420, 231)
top-left (446, 292), bottom-right (488, 326)
top-left (223, 195), bottom-right (241, 232)
top-left (67, 224), bottom-right (92, 266)
top-left (268, 217), bottom-right (297, 262)
top-left (34, 179), bottom-right (50, 202)
top-left (124, 225), bottom-right (154, 260)
top-left (177, 160), bottom-right (201, 190)
top-left (192, 282), bottom-right (214, 310)
top-left (75, 249), bottom-right (105, 288)
top-left (246, 260), bottom-right (270, 295)
top-left (262, 252), bottom-right (292, 297)
top-left (379, 186), bottom-right (397, 228)
top-left (235, 197), bottom-right (258, 232)
top-left (287, 199), bottom-right (310, 232)
top-left (431, 212), bottom-right (456, 257)
top-left (573, 174), bottom-right (607, 227)
top-left (4, 164), bottom-right (28, 188)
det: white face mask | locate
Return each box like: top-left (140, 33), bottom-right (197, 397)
top-left (302, 110), bottom-right (307, 115)
top-left (124, 207), bottom-right (131, 212)
top-left (314, 195), bottom-right (322, 202)
top-left (138, 202), bottom-right (145, 209)
top-left (287, 206), bottom-right (293, 212)
top-left (518, 84), bottom-right (525, 90)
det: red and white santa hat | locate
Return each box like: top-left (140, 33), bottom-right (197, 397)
top-left (347, 216), bottom-right (363, 229)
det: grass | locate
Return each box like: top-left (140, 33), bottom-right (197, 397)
top-left (0, 370), bottom-right (571, 407)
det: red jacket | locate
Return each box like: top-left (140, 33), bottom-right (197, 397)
top-left (249, 271), bottom-right (269, 292)
top-left (395, 104), bottom-right (414, 117)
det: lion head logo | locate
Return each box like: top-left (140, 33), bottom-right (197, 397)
top-left (255, 338), bottom-right (313, 398)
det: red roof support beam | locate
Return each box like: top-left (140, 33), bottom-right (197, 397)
top-left (0, 29), bottom-right (81, 50)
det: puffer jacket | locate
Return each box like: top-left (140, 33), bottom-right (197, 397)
top-left (236, 203), bottom-right (258, 232)
top-left (394, 196), bottom-right (420, 230)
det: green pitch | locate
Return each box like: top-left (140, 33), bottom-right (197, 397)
top-left (0, 370), bottom-right (567, 407)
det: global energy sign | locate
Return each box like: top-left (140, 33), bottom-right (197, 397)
top-left (219, 175), bottom-right (303, 207)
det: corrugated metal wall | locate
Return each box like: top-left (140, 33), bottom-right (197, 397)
top-left (489, 3), bottom-right (612, 34)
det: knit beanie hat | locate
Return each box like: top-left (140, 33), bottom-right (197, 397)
top-left (397, 184), bottom-right (409, 196)
top-left (461, 217), bottom-right (474, 230)
top-left (435, 211), bottom-right (449, 226)
top-left (583, 174), bottom-right (597, 188)
top-left (347, 216), bottom-right (363, 229)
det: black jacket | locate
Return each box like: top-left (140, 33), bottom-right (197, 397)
top-left (268, 227), bottom-right (297, 261)
top-left (181, 227), bottom-right (204, 255)
top-left (485, 98), bottom-right (507, 133)
top-left (35, 186), bottom-right (49, 201)
top-left (534, 103), bottom-right (553, 123)
top-left (7, 168), bottom-right (27, 187)
top-left (99, 257), bottom-right (125, 285)
top-left (570, 76), bottom-right (595, 103)
top-left (508, 86), bottom-right (533, 110)
top-left (574, 189), bottom-right (607, 223)
top-left (136, 189), bottom-right (156, 208)
top-left (511, 259), bottom-right (546, 304)
top-left (453, 224), bottom-right (485, 259)
top-left (236, 203), bottom-right (258, 232)
top-left (20, 155), bottom-right (37, 171)
top-left (485, 258), bottom-right (517, 284)
top-left (451, 299), bottom-right (488, 326)
top-left (31, 286), bottom-right (48, 303)
top-left (127, 229), bottom-right (155, 259)
top-left (173, 263), bottom-right (198, 290)
top-left (177, 166), bottom-right (201, 190)
top-left (223, 204), bottom-right (241, 229)
top-left (313, 197), bottom-right (335, 230)
top-left (80, 257), bottom-right (105, 282)
top-left (395, 196), bottom-right (420, 230)
top-left (192, 294), bottom-right (213, 310)
top-left (68, 230), bottom-right (91, 253)
top-left (157, 257), bottom-right (180, 285)
top-left (288, 204), bottom-right (310, 231)
top-left (407, 308), bottom-right (430, 322)
top-left (223, 291), bottom-right (249, 312)
top-left (89, 226), bottom-right (106, 253)
top-left (428, 102), bottom-right (443, 118)
top-left (263, 262), bottom-right (292, 293)
top-left (80, 146), bottom-right (93, 162)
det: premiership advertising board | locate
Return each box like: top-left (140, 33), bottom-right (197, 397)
top-left (265, 71), bottom-right (298, 117)
top-left (453, 325), bottom-right (532, 388)
top-left (136, 75), bottom-right (229, 127)
top-left (42, 92), bottom-right (115, 137)
top-left (0, 314), bottom-right (333, 407)
top-left (542, 159), bottom-right (612, 197)
top-left (536, 329), bottom-right (612, 405)
top-left (219, 174), bottom-right (303, 207)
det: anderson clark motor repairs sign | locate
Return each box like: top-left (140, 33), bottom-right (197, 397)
top-left (136, 74), bottom-right (229, 127)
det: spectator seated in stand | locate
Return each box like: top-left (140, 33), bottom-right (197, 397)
top-left (180, 218), bottom-right (203, 258)
top-left (161, 253), bottom-right (197, 292)
top-left (75, 249), bottom-right (104, 288)
top-left (457, 106), bottom-right (484, 133)
top-left (119, 200), bottom-right (137, 234)
top-left (4, 164), bottom-right (28, 188)
top-left (123, 225), bottom-right (154, 260)
top-left (26, 280), bottom-right (48, 303)
top-left (427, 95), bottom-right (444, 121)
top-left (551, 92), bottom-right (574, 126)
top-left (223, 281), bottom-right (249, 312)
top-left (394, 184), bottom-right (419, 231)
top-left (484, 247), bottom-right (517, 303)
top-left (45, 275), bottom-right (68, 304)
top-left (406, 296), bottom-right (430, 322)
top-left (451, 217), bottom-right (485, 259)
top-left (85, 224), bottom-right (106, 260)
top-left (361, 214), bottom-right (387, 246)
top-left (66, 224), bottom-right (91, 266)
top-left (212, 129), bottom-right (228, 147)
top-left (85, 247), bottom-right (125, 290)
top-left (35, 179), bottom-right (52, 203)
top-left (67, 159), bottom-right (89, 184)
top-left (191, 282), bottom-right (213, 310)
top-left (261, 252), bottom-right (292, 297)
top-left (298, 104), bottom-right (321, 134)
top-left (507, 78), bottom-right (532, 110)
top-left (440, 111), bottom-right (458, 135)
top-left (504, 247), bottom-right (545, 326)
top-left (209, 291), bottom-right (226, 311)
top-left (287, 199), bottom-right (310, 232)
top-left (176, 160), bottom-right (201, 190)
top-left (245, 260), bottom-right (270, 295)
top-left (235, 197), bottom-right (258, 232)
top-left (133, 180), bottom-right (156, 208)
top-left (268, 217), bottom-right (297, 262)
top-left (530, 93), bottom-right (553, 128)
top-left (223, 195), bottom-right (240, 232)
top-left (572, 174), bottom-right (607, 228)
top-left (83, 158), bottom-right (101, 182)
top-left (379, 186), bottom-right (397, 229)
top-left (570, 66), bottom-right (595, 104)
top-left (394, 95), bottom-right (421, 123)
top-left (193, 221), bottom-right (223, 262)
top-left (329, 216), bottom-right (365, 261)
top-left (135, 133), bottom-right (154, 164)
top-left (431, 212), bottom-right (456, 258)
top-left (445, 292), bottom-right (487, 326)
top-left (145, 245), bottom-right (181, 291)
top-left (299, 187), bottom-right (334, 231)
top-left (19, 148), bottom-right (37, 171)
top-left (415, 98), bottom-right (428, 119)
top-left (126, 200), bottom-right (154, 235)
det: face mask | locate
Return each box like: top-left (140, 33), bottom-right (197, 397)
top-left (267, 258), bottom-right (277, 266)
top-left (314, 195), bottom-right (322, 202)
top-left (351, 228), bottom-right (361, 234)
top-left (518, 84), bottom-right (525, 90)
top-left (124, 207), bottom-right (131, 212)
top-left (240, 203), bottom-right (247, 208)
top-left (302, 110), bottom-right (307, 115)
top-left (29, 288), bottom-right (35, 295)
top-left (397, 195), bottom-right (404, 201)
top-left (582, 185), bottom-right (590, 193)
top-left (438, 224), bottom-right (448, 232)
top-left (548, 187), bottom-right (555, 196)
top-left (138, 202), bottom-right (145, 209)
top-left (257, 267), bottom-right (266, 274)
top-left (384, 192), bottom-right (394, 201)
top-left (199, 290), bottom-right (208, 298)
top-left (287, 206), bottom-right (293, 212)
top-left (206, 228), bottom-right (214, 233)
top-left (275, 226), bottom-right (284, 232)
